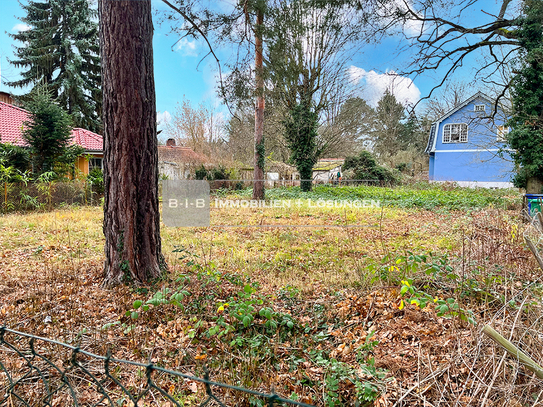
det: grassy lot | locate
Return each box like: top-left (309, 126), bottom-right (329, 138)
top-left (0, 184), bottom-right (540, 406)
top-left (233, 183), bottom-right (521, 211)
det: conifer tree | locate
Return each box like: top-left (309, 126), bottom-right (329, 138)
top-left (8, 0), bottom-right (102, 133)
top-left (372, 90), bottom-right (406, 158)
top-left (22, 88), bottom-right (77, 176)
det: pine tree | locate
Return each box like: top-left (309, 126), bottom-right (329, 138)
top-left (100, 0), bottom-right (164, 285)
top-left (8, 0), bottom-right (102, 133)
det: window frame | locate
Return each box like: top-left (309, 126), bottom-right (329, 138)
top-left (474, 104), bottom-right (486, 112)
top-left (496, 125), bottom-right (510, 142)
top-left (89, 157), bottom-right (103, 171)
top-left (442, 123), bottom-right (469, 144)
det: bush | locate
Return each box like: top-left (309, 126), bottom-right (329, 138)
top-left (343, 151), bottom-right (399, 184)
top-left (195, 165), bottom-right (208, 180)
top-left (193, 164), bottom-right (243, 190)
top-left (209, 165), bottom-right (230, 181)
top-left (0, 144), bottom-right (30, 172)
top-left (87, 167), bottom-right (104, 194)
top-left (194, 165), bottom-right (232, 181)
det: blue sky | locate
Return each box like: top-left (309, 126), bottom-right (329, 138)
top-left (0, 0), bottom-right (518, 134)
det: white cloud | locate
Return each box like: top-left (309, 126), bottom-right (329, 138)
top-left (12, 23), bottom-right (30, 32)
top-left (403, 17), bottom-right (424, 37)
top-left (174, 38), bottom-right (198, 57)
top-left (348, 66), bottom-right (421, 107)
top-left (157, 111), bottom-right (172, 140)
top-left (157, 110), bottom-right (172, 126)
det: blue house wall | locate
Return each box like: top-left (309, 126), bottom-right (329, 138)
top-left (426, 93), bottom-right (514, 187)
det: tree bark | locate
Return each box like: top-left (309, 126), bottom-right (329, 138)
top-left (253, 6), bottom-right (265, 200)
top-left (99, 0), bottom-right (164, 286)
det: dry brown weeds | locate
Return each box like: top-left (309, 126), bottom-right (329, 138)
top-left (0, 206), bottom-right (541, 406)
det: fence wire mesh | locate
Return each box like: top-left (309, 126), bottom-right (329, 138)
top-left (0, 326), bottom-right (315, 407)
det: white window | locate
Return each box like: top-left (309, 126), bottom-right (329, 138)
top-left (89, 158), bottom-right (103, 171)
top-left (442, 123), bottom-right (468, 143)
top-left (497, 125), bottom-right (510, 142)
top-left (474, 104), bottom-right (486, 112)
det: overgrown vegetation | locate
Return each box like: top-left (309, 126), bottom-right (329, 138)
top-left (0, 143), bottom-right (30, 172)
top-left (342, 150), bottom-right (398, 184)
top-left (1, 184), bottom-right (536, 405)
top-left (86, 167), bottom-right (104, 194)
top-left (236, 183), bottom-right (520, 211)
top-left (283, 100), bottom-right (320, 192)
top-left (2, 195), bottom-right (539, 405)
top-left (506, 0), bottom-right (543, 189)
top-left (0, 179), bottom-right (101, 213)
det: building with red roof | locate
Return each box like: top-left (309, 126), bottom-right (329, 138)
top-left (0, 100), bottom-right (103, 175)
top-left (158, 138), bottom-right (211, 179)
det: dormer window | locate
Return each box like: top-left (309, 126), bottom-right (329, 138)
top-left (443, 123), bottom-right (468, 143)
top-left (474, 104), bottom-right (486, 112)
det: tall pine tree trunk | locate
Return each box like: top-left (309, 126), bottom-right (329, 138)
top-left (253, 6), bottom-right (265, 200)
top-left (99, 0), bottom-right (163, 286)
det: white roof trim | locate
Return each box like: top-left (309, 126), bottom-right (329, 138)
top-left (433, 91), bottom-right (492, 124)
top-left (435, 148), bottom-right (513, 153)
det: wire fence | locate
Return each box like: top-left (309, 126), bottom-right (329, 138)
top-left (203, 179), bottom-right (397, 191)
top-left (0, 326), bottom-right (315, 407)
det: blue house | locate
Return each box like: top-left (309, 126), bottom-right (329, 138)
top-left (425, 92), bottom-right (514, 188)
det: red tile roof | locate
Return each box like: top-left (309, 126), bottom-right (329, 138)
top-left (71, 128), bottom-right (103, 151)
top-left (158, 145), bottom-right (210, 164)
top-left (0, 101), bottom-right (30, 146)
top-left (0, 101), bottom-right (103, 151)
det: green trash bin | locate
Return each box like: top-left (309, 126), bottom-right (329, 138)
top-left (526, 194), bottom-right (543, 216)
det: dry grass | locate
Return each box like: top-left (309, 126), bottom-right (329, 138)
top-left (0, 200), bottom-right (541, 406)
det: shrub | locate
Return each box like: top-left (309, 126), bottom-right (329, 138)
top-left (343, 151), bottom-right (399, 184)
top-left (194, 165), bottom-right (232, 181)
top-left (0, 144), bottom-right (30, 172)
top-left (87, 167), bottom-right (104, 194)
top-left (195, 165), bottom-right (208, 180)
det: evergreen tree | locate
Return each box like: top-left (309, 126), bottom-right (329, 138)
top-left (506, 0), bottom-right (543, 188)
top-left (8, 0), bottom-right (102, 133)
top-left (398, 114), bottom-right (428, 154)
top-left (22, 88), bottom-right (78, 175)
top-left (372, 90), bottom-right (406, 158)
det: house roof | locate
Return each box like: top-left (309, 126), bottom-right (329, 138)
top-left (424, 123), bottom-right (437, 154)
top-left (425, 91), bottom-right (500, 154)
top-left (71, 128), bottom-right (103, 151)
top-left (313, 158), bottom-right (344, 171)
top-left (0, 101), bottom-right (30, 146)
top-left (0, 101), bottom-right (103, 152)
top-left (158, 145), bottom-right (209, 165)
